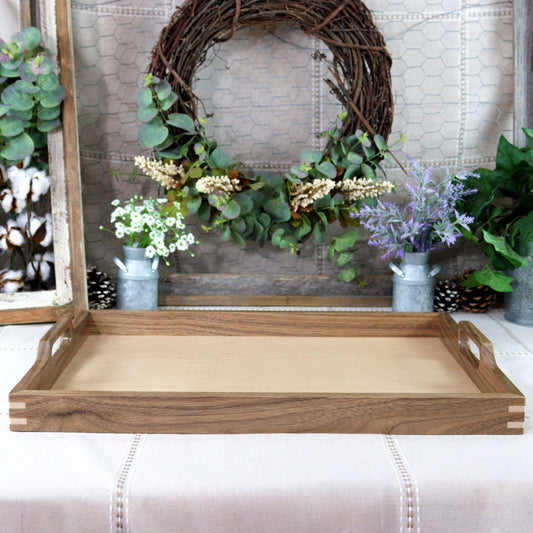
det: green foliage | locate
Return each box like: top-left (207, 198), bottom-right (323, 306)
top-left (0, 27), bottom-right (64, 165)
top-left (457, 130), bottom-right (533, 291)
top-left (136, 78), bottom-right (400, 282)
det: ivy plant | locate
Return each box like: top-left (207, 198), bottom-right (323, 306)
top-left (457, 129), bottom-right (533, 292)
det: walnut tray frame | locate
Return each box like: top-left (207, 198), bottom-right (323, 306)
top-left (9, 310), bottom-right (525, 434)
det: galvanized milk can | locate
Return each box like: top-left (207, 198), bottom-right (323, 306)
top-left (389, 251), bottom-right (441, 312)
top-left (114, 245), bottom-right (159, 310)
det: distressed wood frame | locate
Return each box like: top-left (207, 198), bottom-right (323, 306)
top-left (0, 0), bottom-right (86, 324)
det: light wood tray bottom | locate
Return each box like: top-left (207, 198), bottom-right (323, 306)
top-left (50, 335), bottom-right (480, 393)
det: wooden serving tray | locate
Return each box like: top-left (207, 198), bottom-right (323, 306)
top-left (9, 310), bottom-right (525, 434)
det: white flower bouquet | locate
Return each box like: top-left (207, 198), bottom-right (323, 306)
top-left (101, 196), bottom-right (197, 264)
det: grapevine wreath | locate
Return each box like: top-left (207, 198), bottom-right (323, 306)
top-left (134, 0), bottom-right (399, 281)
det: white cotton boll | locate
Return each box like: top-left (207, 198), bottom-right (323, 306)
top-left (26, 253), bottom-right (53, 282)
top-left (0, 269), bottom-right (24, 293)
top-left (27, 212), bottom-right (42, 237)
top-left (42, 251), bottom-right (54, 263)
top-left (0, 227), bottom-right (7, 253)
top-left (16, 212), bottom-right (28, 229)
top-left (39, 213), bottom-right (53, 247)
top-left (0, 189), bottom-right (14, 213)
top-left (26, 261), bottom-right (37, 281)
top-left (8, 168), bottom-right (31, 201)
top-left (3, 281), bottom-right (22, 293)
top-left (6, 220), bottom-right (25, 247)
top-left (28, 168), bottom-right (51, 202)
top-left (39, 260), bottom-right (51, 281)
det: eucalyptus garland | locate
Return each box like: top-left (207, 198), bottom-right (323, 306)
top-left (135, 0), bottom-right (399, 282)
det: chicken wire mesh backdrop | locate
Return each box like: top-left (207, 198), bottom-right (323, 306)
top-left (72, 0), bottom-right (515, 297)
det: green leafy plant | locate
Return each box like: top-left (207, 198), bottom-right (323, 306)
top-left (457, 129), bottom-right (533, 292)
top-left (0, 27), bottom-right (65, 166)
top-left (136, 74), bottom-right (400, 282)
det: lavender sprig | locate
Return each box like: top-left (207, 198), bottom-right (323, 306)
top-left (357, 159), bottom-right (478, 259)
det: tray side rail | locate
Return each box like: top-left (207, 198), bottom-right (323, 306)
top-left (85, 310), bottom-right (445, 337)
top-left (440, 314), bottom-right (525, 398)
top-left (10, 313), bottom-right (90, 394)
top-left (9, 390), bottom-right (526, 435)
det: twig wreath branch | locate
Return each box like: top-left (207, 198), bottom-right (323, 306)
top-left (148, 0), bottom-right (394, 138)
top-left (134, 0), bottom-right (402, 282)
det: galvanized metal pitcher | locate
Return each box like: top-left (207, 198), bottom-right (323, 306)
top-left (389, 251), bottom-right (441, 312)
top-left (114, 245), bottom-right (159, 310)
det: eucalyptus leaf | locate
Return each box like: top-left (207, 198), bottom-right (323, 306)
top-left (373, 134), bottom-right (388, 152)
top-left (230, 227), bottom-right (246, 246)
top-left (0, 116), bottom-right (24, 137)
top-left (14, 80), bottom-right (39, 94)
top-left (300, 150), bottom-right (323, 165)
top-left (271, 228), bottom-right (285, 246)
top-left (166, 113), bottom-right (196, 134)
top-left (0, 131), bottom-right (34, 161)
top-left (361, 163), bottom-right (376, 180)
top-left (338, 266), bottom-right (357, 283)
top-left (316, 161), bottom-right (337, 179)
top-left (137, 103), bottom-right (158, 123)
top-left (2, 85), bottom-right (33, 110)
top-left (335, 251), bottom-right (354, 266)
top-left (136, 87), bottom-right (153, 108)
top-left (233, 193), bottom-right (254, 215)
top-left (259, 172), bottom-right (283, 190)
top-left (154, 79), bottom-right (172, 101)
top-left (264, 196), bottom-right (291, 222)
top-left (21, 27), bottom-right (41, 50)
top-left (221, 199), bottom-right (241, 219)
top-left (347, 152), bottom-right (364, 165)
top-left (139, 118), bottom-right (169, 148)
top-left (160, 92), bottom-right (178, 111)
top-left (231, 217), bottom-right (246, 233)
top-left (37, 105), bottom-right (60, 120)
top-left (155, 148), bottom-right (182, 160)
top-left (39, 86), bottom-right (65, 108)
top-left (37, 118), bottom-right (60, 132)
top-left (208, 148), bottom-right (233, 169)
top-left (220, 224), bottom-right (231, 242)
top-left (36, 71), bottom-right (59, 91)
top-left (314, 222), bottom-right (324, 244)
top-left (331, 228), bottom-right (359, 252)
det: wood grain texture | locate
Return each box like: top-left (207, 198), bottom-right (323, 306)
top-left (50, 334), bottom-right (480, 394)
top-left (55, 0), bottom-right (87, 314)
top-left (9, 311), bottom-right (525, 434)
top-left (0, 305), bottom-right (72, 325)
top-left (84, 309), bottom-right (444, 337)
top-left (159, 295), bottom-right (393, 307)
top-left (9, 391), bottom-right (524, 435)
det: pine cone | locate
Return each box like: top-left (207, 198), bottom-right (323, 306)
top-left (460, 269), bottom-right (497, 313)
top-left (433, 279), bottom-right (461, 312)
top-left (87, 266), bottom-right (116, 309)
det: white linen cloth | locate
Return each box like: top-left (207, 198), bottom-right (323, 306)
top-left (1, 310), bottom-right (532, 533)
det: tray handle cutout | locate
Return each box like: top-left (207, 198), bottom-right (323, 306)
top-left (458, 321), bottom-right (496, 370)
top-left (38, 317), bottom-right (73, 364)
